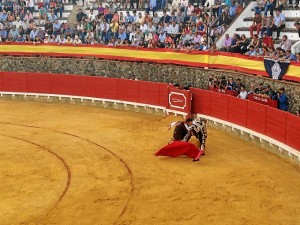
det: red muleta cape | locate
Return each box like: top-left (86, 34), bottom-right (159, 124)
top-left (155, 141), bottom-right (204, 159)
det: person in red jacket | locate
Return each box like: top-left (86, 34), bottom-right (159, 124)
top-left (262, 31), bottom-right (274, 48)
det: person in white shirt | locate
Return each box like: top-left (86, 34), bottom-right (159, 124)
top-left (237, 86), bottom-right (248, 99)
top-left (88, 9), bottom-right (96, 21)
top-left (172, 0), bottom-right (181, 12)
top-left (73, 35), bottom-right (83, 45)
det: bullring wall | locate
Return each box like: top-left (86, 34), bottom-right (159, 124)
top-left (0, 72), bottom-right (299, 164)
top-left (0, 57), bottom-right (300, 114)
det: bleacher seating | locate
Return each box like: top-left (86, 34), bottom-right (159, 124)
top-left (235, 8), bottom-right (300, 41)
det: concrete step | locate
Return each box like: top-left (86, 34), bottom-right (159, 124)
top-left (34, 19), bottom-right (67, 25)
top-left (242, 21), bottom-right (297, 29)
top-left (235, 30), bottom-right (299, 40)
top-left (33, 12), bottom-right (71, 17)
top-left (244, 17), bottom-right (299, 22)
top-left (83, 9), bottom-right (168, 17)
top-left (251, 9), bottom-right (300, 17)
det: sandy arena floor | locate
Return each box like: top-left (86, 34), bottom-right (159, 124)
top-left (0, 100), bottom-right (300, 225)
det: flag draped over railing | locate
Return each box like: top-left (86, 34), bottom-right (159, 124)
top-left (264, 58), bottom-right (290, 80)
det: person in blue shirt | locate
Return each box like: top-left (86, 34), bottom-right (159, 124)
top-left (285, 50), bottom-right (297, 61)
top-left (125, 11), bottom-right (134, 23)
top-left (146, 0), bottom-right (157, 16)
top-left (277, 87), bottom-right (289, 111)
top-left (0, 28), bottom-right (8, 41)
top-left (118, 28), bottom-right (127, 42)
top-left (229, 1), bottom-right (237, 18)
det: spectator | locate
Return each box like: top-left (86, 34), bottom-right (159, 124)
top-left (237, 85), bottom-right (248, 99)
top-left (279, 35), bottom-right (292, 51)
top-left (248, 83), bottom-right (256, 94)
top-left (285, 49), bottom-right (297, 61)
top-left (260, 15), bottom-right (273, 37)
top-left (262, 84), bottom-right (275, 98)
top-left (261, 31), bottom-right (274, 48)
top-left (245, 45), bottom-right (257, 56)
top-left (264, 0), bottom-right (275, 17)
top-left (294, 20), bottom-right (300, 38)
top-left (8, 25), bottom-right (19, 41)
top-left (296, 52), bottom-right (300, 62)
top-left (277, 87), bottom-right (289, 111)
top-left (250, 12), bottom-right (262, 37)
top-left (267, 9), bottom-right (285, 40)
top-left (254, 83), bottom-right (264, 94)
top-left (221, 33), bottom-right (232, 51)
top-left (43, 34), bottom-right (50, 43)
top-left (76, 9), bottom-right (85, 22)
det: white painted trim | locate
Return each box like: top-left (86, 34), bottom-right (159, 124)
top-left (197, 113), bottom-right (300, 160)
top-left (0, 91), bottom-right (188, 117)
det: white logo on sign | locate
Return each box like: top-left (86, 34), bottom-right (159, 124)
top-left (271, 62), bottom-right (281, 80)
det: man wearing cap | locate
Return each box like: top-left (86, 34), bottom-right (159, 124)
top-left (277, 87), bottom-right (289, 111)
top-left (268, 9), bottom-right (285, 40)
top-left (250, 12), bottom-right (262, 37)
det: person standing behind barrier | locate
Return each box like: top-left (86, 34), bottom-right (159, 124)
top-left (277, 87), bottom-right (289, 111)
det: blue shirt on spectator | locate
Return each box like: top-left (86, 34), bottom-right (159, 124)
top-left (125, 15), bottom-right (134, 23)
top-left (149, 0), bottom-right (157, 8)
top-left (278, 93), bottom-right (289, 111)
top-left (273, 13), bottom-right (285, 26)
top-left (229, 4), bottom-right (237, 16)
top-left (30, 29), bottom-right (38, 40)
top-left (0, 29), bottom-right (8, 39)
top-left (118, 31), bottom-right (127, 41)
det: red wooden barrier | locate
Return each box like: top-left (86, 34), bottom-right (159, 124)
top-left (50, 74), bottom-right (74, 95)
top-left (228, 96), bottom-right (248, 127)
top-left (0, 71), bottom-right (299, 151)
top-left (95, 77), bottom-right (118, 100)
top-left (0, 72), bottom-right (4, 90)
top-left (159, 83), bottom-right (169, 108)
top-left (210, 92), bottom-right (229, 121)
top-left (190, 88), bottom-right (211, 116)
top-left (248, 94), bottom-right (277, 108)
top-left (266, 107), bottom-right (287, 144)
top-left (2, 72), bottom-right (27, 92)
top-left (138, 81), bottom-right (160, 106)
top-left (117, 78), bottom-right (139, 102)
top-left (73, 75), bottom-right (96, 97)
top-left (286, 114), bottom-right (300, 151)
top-left (167, 87), bottom-right (192, 116)
top-left (247, 101), bottom-right (267, 134)
top-left (27, 73), bottom-right (51, 93)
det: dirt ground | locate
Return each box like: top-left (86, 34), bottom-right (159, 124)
top-left (0, 100), bottom-right (300, 225)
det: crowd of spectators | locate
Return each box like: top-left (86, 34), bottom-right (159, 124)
top-left (220, 3), bottom-right (300, 61)
top-left (0, 0), bottom-right (245, 49)
top-left (1, 0), bottom-right (300, 61)
top-left (208, 75), bottom-right (289, 111)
